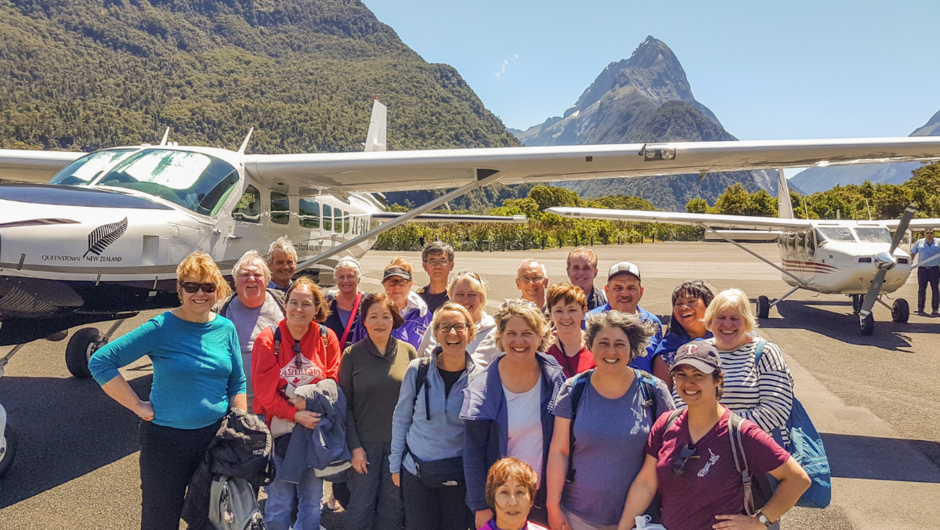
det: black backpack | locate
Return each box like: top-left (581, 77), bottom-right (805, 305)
top-left (566, 368), bottom-right (659, 482)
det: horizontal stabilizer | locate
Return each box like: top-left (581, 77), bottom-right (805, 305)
top-left (547, 207), bottom-right (813, 230)
top-left (372, 212), bottom-right (526, 224)
top-left (704, 230), bottom-right (781, 242)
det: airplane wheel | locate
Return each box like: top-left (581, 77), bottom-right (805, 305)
top-left (892, 298), bottom-right (910, 323)
top-left (65, 328), bottom-right (101, 379)
top-left (859, 314), bottom-right (874, 336)
top-left (757, 296), bottom-right (770, 319)
top-left (0, 425), bottom-right (17, 479)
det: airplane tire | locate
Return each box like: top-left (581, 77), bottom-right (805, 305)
top-left (757, 296), bottom-right (770, 319)
top-left (65, 328), bottom-right (101, 379)
top-left (892, 298), bottom-right (910, 323)
top-left (0, 425), bottom-right (17, 479)
top-left (859, 313), bottom-right (875, 336)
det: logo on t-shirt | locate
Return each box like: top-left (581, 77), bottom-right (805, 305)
top-left (279, 356), bottom-right (322, 387)
top-left (697, 448), bottom-right (720, 477)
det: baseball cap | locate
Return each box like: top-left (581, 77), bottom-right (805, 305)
top-left (608, 262), bottom-right (641, 281)
top-left (383, 267), bottom-right (412, 281)
top-left (671, 342), bottom-right (722, 374)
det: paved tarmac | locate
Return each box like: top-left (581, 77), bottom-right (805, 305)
top-left (1, 241), bottom-right (938, 529)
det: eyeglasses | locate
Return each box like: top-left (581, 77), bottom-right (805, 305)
top-left (672, 444), bottom-right (699, 477)
top-left (424, 258), bottom-right (451, 267)
top-left (180, 282), bottom-right (217, 294)
top-left (383, 279), bottom-right (410, 287)
top-left (436, 322), bottom-right (470, 333)
top-left (518, 276), bottom-right (546, 284)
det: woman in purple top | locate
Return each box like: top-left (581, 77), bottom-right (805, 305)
top-left (382, 257), bottom-right (431, 351)
top-left (651, 281), bottom-right (714, 389)
top-left (617, 342), bottom-right (809, 530)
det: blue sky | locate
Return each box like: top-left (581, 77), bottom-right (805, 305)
top-left (364, 0), bottom-right (940, 145)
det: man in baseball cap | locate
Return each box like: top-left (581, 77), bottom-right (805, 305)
top-left (586, 261), bottom-right (663, 372)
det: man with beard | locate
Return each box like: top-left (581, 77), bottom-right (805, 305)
top-left (585, 262), bottom-right (662, 372)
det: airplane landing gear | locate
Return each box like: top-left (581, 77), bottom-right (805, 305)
top-left (851, 294), bottom-right (863, 314)
top-left (859, 313), bottom-right (875, 335)
top-left (64, 319), bottom-right (127, 379)
top-left (757, 296), bottom-right (770, 319)
top-left (892, 298), bottom-right (910, 323)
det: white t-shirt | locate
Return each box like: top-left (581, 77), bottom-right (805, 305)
top-left (504, 375), bottom-right (544, 477)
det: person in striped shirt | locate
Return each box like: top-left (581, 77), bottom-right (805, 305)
top-left (674, 288), bottom-right (794, 442)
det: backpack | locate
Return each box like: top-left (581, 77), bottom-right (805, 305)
top-left (753, 341), bottom-right (831, 509)
top-left (272, 324), bottom-right (330, 361)
top-left (566, 368), bottom-right (659, 482)
top-left (209, 475), bottom-right (266, 530)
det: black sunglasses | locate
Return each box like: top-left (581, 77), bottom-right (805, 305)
top-left (293, 342), bottom-right (304, 369)
top-left (672, 444), bottom-right (699, 477)
top-left (179, 282), bottom-right (217, 294)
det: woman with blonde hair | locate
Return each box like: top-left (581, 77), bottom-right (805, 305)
top-left (89, 252), bottom-right (245, 530)
top-left (324, 256), bottom-right (366, 351)
top-left (461, 299), bottom-right (566, 528)
top-left (418, 270), bottom-right (500, 364)
top-left (382, 256), bottom-right (432, 351)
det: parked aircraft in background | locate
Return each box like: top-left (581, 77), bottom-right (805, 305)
top-left (548, 171), bottom-right (940, 335)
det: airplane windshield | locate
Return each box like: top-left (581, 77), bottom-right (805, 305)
top-left (49, 149), bottom-right (137, 186)
top-left (854, 227), bottom-right (892, 243)
top-left (815, 227), bottom-right (855, 242)
top-left (93, 149), bottom-right (239, 216)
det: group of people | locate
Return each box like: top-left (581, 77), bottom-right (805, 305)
top-left (88, 240), bottom-right (812, 530)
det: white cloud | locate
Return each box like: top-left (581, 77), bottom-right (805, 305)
top-left (494, 54), bottom-right (519, 78)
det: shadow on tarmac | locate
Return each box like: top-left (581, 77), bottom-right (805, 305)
top-left (0, 373), bottom-right (153, 508)
top-left (824, 433), bottom-right (940, 482)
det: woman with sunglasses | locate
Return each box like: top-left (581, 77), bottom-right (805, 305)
top-left (251, 277), bottom-right (341, 530)
top-left (89, 252), bottom-right (246, 530)
top-left (651, 281), bottom-right (715, 389)
top-left (382, 257), bottom-right (432, 351)
top-left (418, 270), bottom-right (501, 365)
top-left (617, 343), bottom-right (809, 530)
top-left (390, 302), bottom-right (484, 530)
top-left (545, 311), bottom-right (674, 530)
top-left (339, 293), bottom-right (418, 530)
top-left (461, 299), bottom-right (566, 529)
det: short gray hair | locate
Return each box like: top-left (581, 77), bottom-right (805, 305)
top-left (267, 236), bottom-right (297, 263)
top-left (233, 250), bottom-right (271, 284)
top-left (585, 311), bottom-right (655, 364)
top-left (517, 259), bottom-right (547, 278)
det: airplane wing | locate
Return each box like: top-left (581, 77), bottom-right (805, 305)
top-left (244, 137), bottom-right (940, 193)
top-left (883, 219), bottom-right (940, 229)
top-left (371, 212), bottom-right (526, 223)
top-left (546, 207), bottom-right (814, 230)
top-left (0, 149), bottom-right (85, 183)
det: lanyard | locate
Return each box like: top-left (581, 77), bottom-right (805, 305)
top-left (339, 292), bottom-right (362, 349)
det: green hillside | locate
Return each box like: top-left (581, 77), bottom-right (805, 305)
top-left (0, 0), bottom-right (519, 153)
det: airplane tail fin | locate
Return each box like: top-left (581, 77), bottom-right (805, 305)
top-left (363, 98), bottom-right (387, 152)
top-left (777, 169), bottom-right (794, 219)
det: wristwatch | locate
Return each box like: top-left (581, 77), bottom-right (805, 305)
top-left (755, 511), bottom-right (773, 528)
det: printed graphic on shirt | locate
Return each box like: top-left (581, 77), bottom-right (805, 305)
top-left (630, 405), bottom-right (645, 435)
top-left (697, 448), bottom-right (720, 477)
top-left (279, 355), bottom-right (322, 387)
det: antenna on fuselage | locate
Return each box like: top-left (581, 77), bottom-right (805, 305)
top-left (237, 128), bottom-right (254, 155)
top-left (159, 128), bottom-right (170, 147)
top-left (776, 169), bottom-right (794, 219)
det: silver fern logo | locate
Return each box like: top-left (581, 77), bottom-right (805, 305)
top-left (84, 217), bottom-right (128, 258)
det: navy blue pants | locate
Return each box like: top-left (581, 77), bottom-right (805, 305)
top-left (917, 266), bottom-right (939, 312)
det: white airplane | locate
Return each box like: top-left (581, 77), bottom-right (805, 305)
top-left (548, 170), bottom-right (940, 336)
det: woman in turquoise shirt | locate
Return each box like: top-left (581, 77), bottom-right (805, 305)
top-left (89, 252), bottom-right (247, 530)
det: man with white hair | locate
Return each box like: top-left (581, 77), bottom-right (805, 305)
top-left (267, 236), bottom-right (298, 293)
top-left (215, 249), bottom-right (286, 411)
top-left (516, 259), bottom-right (549, 310)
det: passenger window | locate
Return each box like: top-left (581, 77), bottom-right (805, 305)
top-left (344, 211), bottom-right (350, 234)
top-left (334, 210), bottom-right (341, 233)
top-left (299, 198), bottom-right (320, 229)
top-left (323, 204), bottom-right (332, 232)
top-left (232, 185), bottom-right (260, 223)
top-left (271, 192), bottom-right (290, 225)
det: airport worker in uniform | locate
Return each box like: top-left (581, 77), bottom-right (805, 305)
top-left (461, 299), bottom-right (566, 529)
top-left (546, 311), bottom-right (675, 530)
top-left (382, 257), bottom-right (432, 352)
top-left (545, 283), bottom-right (595, 378)
top-left (89, 252), bottom-right (247, 530)
top-left (215, 250), bottom-right (286, 411)
top-left (339, 293), bottom-right (417, 530)
top-left (566, 247), bottom-right (607, 311)
top-left (417, 241), bottom-right (456, 315)
top-left (651, 281), bottom-right (714, 389)
top-left (516, 259), bottom-right (550, 312)
top-left (617, 342), bottom-right (810, 530)
top-left (586, 262), bottom-right (662, 373)
top-left (418, 270), bottom-right (501, 365)
top-left (267, 236), bottom-right (298, 293)
top-left (324, 256), bottom-right (367, 352)
top-left (911, 228), bottom-right (940, 315)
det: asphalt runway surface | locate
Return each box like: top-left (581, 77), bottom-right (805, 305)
top-left (1, 241), bottom-right (938, 529)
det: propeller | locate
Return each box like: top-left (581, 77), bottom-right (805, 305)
top-left (857, 203), bottom-right (915, 334)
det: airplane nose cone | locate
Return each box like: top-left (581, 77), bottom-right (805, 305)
top-left (875, 251), bottom-right (897, 271)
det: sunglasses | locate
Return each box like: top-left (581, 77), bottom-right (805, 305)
top-left (672, 444), bottom-right (699, 477)
top-left (179, 282), bottom-right (217, 294)
top-left (292, 342), bottom-right (304, 369)
top-left (383, 279), bottom-right (410, 287)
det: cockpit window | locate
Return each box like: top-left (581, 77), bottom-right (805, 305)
top-left (49, 149), bottom-right (137, 186)
top-left (854, 227), bottom-right (892, 243)
top-left (93, 149), bottom-right (239, 216)
top-left (815, 227), bottom-right (854, 242)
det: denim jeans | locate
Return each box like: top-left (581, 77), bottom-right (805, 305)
top-left (345, 442), bottom-right (403, 530)
top-left (265, 451), bottom-right (323, 530)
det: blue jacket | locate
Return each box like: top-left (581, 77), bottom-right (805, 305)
top-left (392, 292), bottom-right (432, 352)
top-left (652, 329), bottom-right (713, 367)
top-left (460, 352), bottom-right (566, 512)
top-left (280, 379), bottom-right (351, 483)
top-left (586, 304), bottom-right (663, 373)
top-left (389, 348), bottom-right (484, 476)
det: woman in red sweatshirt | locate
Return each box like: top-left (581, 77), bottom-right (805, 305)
top-left (251, 276), bottom-right (341, 530)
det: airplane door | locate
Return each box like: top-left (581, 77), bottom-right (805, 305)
top-left (222, 183), bottom-right (267, 264)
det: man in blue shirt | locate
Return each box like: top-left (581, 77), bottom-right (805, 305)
top-left (586, 262), bottom-right (663, 371)
top-left (267, 236), bottom-right (297, 293)
top-left (911, 228), bottom-right (940, 315)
